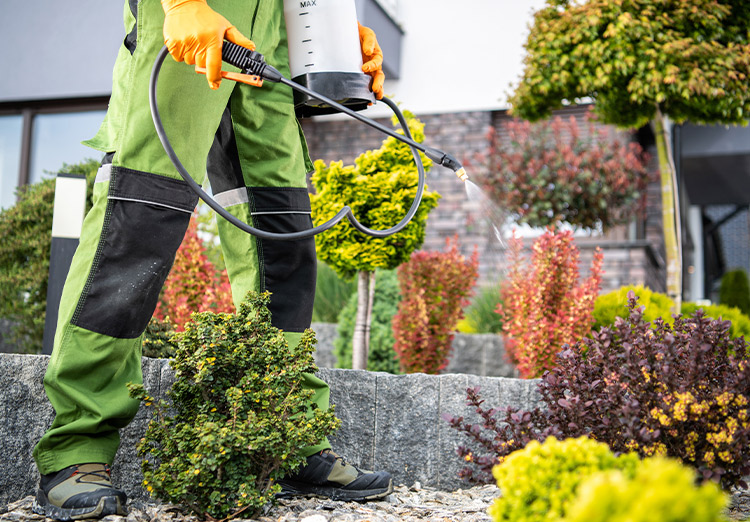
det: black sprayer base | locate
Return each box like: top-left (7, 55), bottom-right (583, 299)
top-left (292, 71), bottom-right (375, 118)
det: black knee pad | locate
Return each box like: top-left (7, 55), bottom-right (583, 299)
top-left (71, 168), bottom-right (198, 339)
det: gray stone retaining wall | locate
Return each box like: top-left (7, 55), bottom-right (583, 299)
top-left (0, 353), bottom-right (541, 507)
top-left (310, 323), bottom-right (517, 378)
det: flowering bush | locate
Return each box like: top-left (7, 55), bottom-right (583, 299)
top-left (564, 457), bottom-right (729, 522)
top-left (392, 237), bottom-right (479, 374)
top-left (129, 292), bottom-right (340, 520)
top-left (446, 293), bottom-right (750, 490)
top-left (498, 228), bottom-right (602, 378)
top-left (488, 437), bottom-right (639, 522)
top-left (153, 217), bottom-right (234, 331)
top-left (478, 111), bottom-right (650, 230)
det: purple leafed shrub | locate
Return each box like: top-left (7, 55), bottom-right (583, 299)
top-left (445, 292), bottom-right (750, 490)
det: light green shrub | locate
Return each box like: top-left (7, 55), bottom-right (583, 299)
top-left (564, 457), bottom-right (729, 522)
top-left (593, 285), bottom-right (674, 331)
top-left (334, 269), bottom-right (401, 373)
top-left (681, 301), bottom-right (750, 341)
top-left (0, 159), bottom-right (98, 353)
top-left (489, 436), bottom-right (639, 522)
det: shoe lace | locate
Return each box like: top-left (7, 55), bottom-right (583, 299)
top-left (320, 450), bottom-right (362, 473)
top-left (72, 465), bottom-right (112, 484)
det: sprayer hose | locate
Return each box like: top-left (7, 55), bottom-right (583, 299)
top-left (149, 45), bottom-right (426, 241)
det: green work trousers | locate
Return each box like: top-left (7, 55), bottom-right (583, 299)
top-left (33, 0), bottom-right (330, 475)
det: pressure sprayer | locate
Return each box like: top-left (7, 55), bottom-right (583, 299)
top-left (149, 0), bottom-right (468, 241)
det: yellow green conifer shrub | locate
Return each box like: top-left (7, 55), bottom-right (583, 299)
top-left (309, 112), bottom-right (439, 280)
top-left (564, 457), bottom-right (729, 522)
top-left (488, 436), bottom-right (639, 522)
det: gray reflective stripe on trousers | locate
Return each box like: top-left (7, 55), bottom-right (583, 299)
top-left (95, 163), bottom-right (112, 183)
top-left (213, 187), bottom-right (312, 215)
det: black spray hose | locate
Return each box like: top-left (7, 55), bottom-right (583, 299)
top-left (149, 44), bottom-right (460, 240)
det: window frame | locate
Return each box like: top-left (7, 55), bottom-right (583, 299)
top-left (0, 96), bottom-right (109, 203)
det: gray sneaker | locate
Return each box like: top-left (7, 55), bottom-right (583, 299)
top-left (278, 449), bottom-right (393, 501)
top-left (32, 464), bottom-right (127, 521)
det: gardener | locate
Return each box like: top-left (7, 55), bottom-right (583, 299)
top-left (31, 1), bottom-right (391, 520)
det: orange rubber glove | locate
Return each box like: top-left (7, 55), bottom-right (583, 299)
top-left (161, 0), bottom-right (255, 90)
top-left (358, 22), bottom-right (385, 100)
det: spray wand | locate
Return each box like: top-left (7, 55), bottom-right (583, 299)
top-left (149, 42), bottom-right (468, 241)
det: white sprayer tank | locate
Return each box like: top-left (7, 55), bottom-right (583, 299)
top-left (283, 0), bottom-right (375, 117)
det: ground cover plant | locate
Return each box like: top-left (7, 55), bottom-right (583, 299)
top-left (592, 284), bottom-right (675, 330)
top-left (392, 237), bottom-right (479, 374)
top-left (457, 282), bottom-right (504, 334)
top-left (498, 228), bottom-right (602, 378)
top-left (128, 292), bottom-right (339, 520)
top-left (446, 292), bottom-right (750, 490)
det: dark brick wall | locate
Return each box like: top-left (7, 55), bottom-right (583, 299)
top-left (301, 105), bottom-right (666, 292)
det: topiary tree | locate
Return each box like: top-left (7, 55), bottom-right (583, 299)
top-left (310, 111), bottom-right (440, 369)
top-left (0, 159), bottom-right (99, 353)
top-left (719, 268), bottom-right (750, 316)
top-left (508, 0), bottom-right (750, 310)
top-left (480, 110), bottom-right (651, 230)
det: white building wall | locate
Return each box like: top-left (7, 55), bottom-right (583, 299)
top-left (0, 0), bottom-right (545, 112)
top-left (374, 0), bottom-right (546, 117)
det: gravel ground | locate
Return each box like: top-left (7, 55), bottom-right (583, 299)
top-left (2, 483), bottom-right (748, 522)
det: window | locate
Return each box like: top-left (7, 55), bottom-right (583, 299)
top-left (0, 115), bottom-right (23, 210)
top-left (28, 110), bottom-right (107, 185)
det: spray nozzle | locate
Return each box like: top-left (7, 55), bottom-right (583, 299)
top-left (423, 147), bottom-right (468, 181)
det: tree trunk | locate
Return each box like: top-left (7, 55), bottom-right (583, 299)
top-left (352, 270), bottom-right (376, 370)
top-left (652, 109), bottom-right (682, 312)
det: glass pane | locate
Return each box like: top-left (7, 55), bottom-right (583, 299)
top-left (29, 111), bottom-right (106, 185)
top-left (0, 115), bottom-right (23, 210)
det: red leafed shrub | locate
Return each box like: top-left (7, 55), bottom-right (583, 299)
top-left (445, 293), bottom-right (750, 490)
top-left (478, 110), bottom-right (651, 230)
top-left (499, 228), bottom-right (603, 378)
top-left (393, 237), bottom-right (479, 374)
top-left (154, 217), bottom-right (234, 331)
